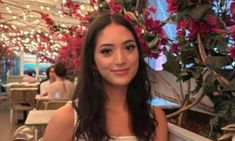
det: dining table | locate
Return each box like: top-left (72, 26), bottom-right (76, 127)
top-left (25, 109), bottom-right (56, 141)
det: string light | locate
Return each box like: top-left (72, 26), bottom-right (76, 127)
top-left (26, 5), bottom-right (30, 9)
top-left (0, 0), bottom-right (90, 61)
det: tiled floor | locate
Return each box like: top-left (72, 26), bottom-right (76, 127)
top-left (0, 96), bottom-right (22, 141)
top-left (0, 97), bottom-right (11, 141)
top-left (0, 109), bottom-right (11, 141)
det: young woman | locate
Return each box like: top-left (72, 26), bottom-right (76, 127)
top-left (46, 62), bottom-right (74, 99)
top-left (43, 13), bottom-right (168, 141)
top-left (39, 65), bottom-right (56, 96)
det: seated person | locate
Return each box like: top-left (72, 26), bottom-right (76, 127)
top-left (22, 71), bottom-right (38, 83)
top-left (39, 65), bottom-right (56, 96)
top-left (44, 62), bottom-right (74, 99)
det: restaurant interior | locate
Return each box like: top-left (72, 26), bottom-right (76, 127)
top-left (0, 0), bottom-right (235, 141)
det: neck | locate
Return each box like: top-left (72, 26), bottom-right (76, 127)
top-left (49, 79), bottom-right (54, 83)
top-left (103, 81), bottom-right (128, 111)
top-left (56, 77), bottom-right (64, 81)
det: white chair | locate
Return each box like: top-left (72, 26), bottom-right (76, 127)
top-left (9, 88), bottom-right (37, 128)
top-left (43, 99), bottom-right (68, 110)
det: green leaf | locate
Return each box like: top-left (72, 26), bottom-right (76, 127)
top-left (209, 97), bottom-right (235, 134)
top-left (189, 65), bottom-right (204, 79)
top-left (223, 77), bottom-right (235, 91)
top-left (206, 56), bottom-right (231, 68)
top-left (175, 10), bottom-right (188, 22)
top-left (206, 33), bottom-right (220, 50)
top-left (180, 47), bottom-right (197, 65)
top-left (203, 73), bottom-right (217, 94)
top-left (208, 36), bottom-right (228, 54)
top-left (186, 5), bottom-right (211, 20)
top-left (210, 116), bottom-right (222, 133)
top-left (176, 73), bottom-right (192, 82)
top-left (162, 53), bottom-right (181, 76)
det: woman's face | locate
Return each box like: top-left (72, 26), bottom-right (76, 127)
top-left (49, 67), bottom-right (56, 81)
top-left (94, 23), bottom-right (139, 87)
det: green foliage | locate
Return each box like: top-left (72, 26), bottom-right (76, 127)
top-left (163, 0), bottom-right (235, 138)
top-left (162, 52), bottom-right (181, 76)
top-left (187, 5), bottom-right (211, 21)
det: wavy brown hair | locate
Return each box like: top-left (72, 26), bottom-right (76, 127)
top-left (72, 13), bottom-right (156, 141)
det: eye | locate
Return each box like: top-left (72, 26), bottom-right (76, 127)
top-left (100, 48), bottom-right (112, 56)
top-left (125, 44), bottom-right (136, 52)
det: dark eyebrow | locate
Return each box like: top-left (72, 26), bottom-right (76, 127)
top-left (122, 39), bottom-right (136, 45)
top-left (99, 39), bottom-right (136, 48)
top-left (99, 43), bottom-right (114, 48)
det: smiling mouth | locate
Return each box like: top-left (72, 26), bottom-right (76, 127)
top-left (111, 68), bottom-right (129, 75)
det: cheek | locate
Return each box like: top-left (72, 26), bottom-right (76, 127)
top-left (94, 55), bottom-right (112, 73)
top-left (132, 51), bottom-right (139, 66)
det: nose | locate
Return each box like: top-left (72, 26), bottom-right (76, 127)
top-left (114, 49), bottom-right (126, 66)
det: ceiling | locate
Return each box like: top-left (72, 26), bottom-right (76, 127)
top-left (0, 0), bottom-right (90, 32)
top-left (0, 0), bottom-right (92, 60)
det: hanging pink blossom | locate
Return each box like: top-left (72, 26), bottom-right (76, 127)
top-left (231, 25), bottom-right (235, 40)
top-left (231, 1), bottom-right (235, 16)
top-left (108, 0), bottom-right (122, 14)
top-left (166, 0), bottom-right (178, 14)
top-left (40, 13), bottom-right (54, 26)
top-left (144, 7), bottom-right (156, 18)
top-left (171, 44), bottom-right (179, 54)
top-left (228, 47), bottom-right (235, 59)
top-left (207, 15), bottom-right (217, 26)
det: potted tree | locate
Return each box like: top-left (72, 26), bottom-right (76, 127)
top-left (1, 0), bottom-right (234, 140)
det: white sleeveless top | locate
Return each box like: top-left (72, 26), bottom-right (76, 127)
top-left (69, 101), bottom-right (138, 141)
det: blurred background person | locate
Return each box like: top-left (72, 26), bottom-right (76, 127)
top-left (45, 62), bottom-right (74, 99)
top-left (39, 65), bottom-right (56, 96)
top-left (22, 70), bottom-right (38, 83)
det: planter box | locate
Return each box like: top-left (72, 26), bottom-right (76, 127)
top-left (168, 123), bottom-right (211, 141)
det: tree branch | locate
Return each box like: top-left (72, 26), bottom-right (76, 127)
top-left (197, 33), bottom-right (230, 86)
top-left (167, 92), bottom-right (206, 119)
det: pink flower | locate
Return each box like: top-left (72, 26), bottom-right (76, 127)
top-left (109, 0), bottom-right (122, 14)
top-left (171, 44), bottom-right (179, 54)
top-left (177, 19), bottom-right (188, 37)
top-left (144, 7), bottom-right (156, 18)
top-left (188, 20), bottom-right (199, 39)
top-left (134, 25), bottom-right (143, 37)
top-left (177, 19), bottom-right (188, 30)
top-left (166, 0), bottom-right (178, 14)
top-left (124, 12), bottom-right (135, 23)
top-left (230, 2), bottom-right (235, 16)
top-left (228, 47), bottom-right (235, 59)
top-left (207, 15), bottom-right (217, 26)
top-left (89, 0), bottom-right (96, 5)
top-left (40, 13), bottom-right (54, 25)
top-left (230, 25), bottom-right (235, 40)
top-left (211, 28), bottom-right (226, 34)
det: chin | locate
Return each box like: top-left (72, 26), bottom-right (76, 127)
top-left (111, 79), bottom-right (132, 86)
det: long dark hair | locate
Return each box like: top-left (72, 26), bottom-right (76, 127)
top-left (72, 13), bottom-right (156, 141)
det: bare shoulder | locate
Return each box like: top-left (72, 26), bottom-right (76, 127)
top-left (153, 106), bottom-right (166, 119)
top-left (152, 106), bottom-right (168, 141)
top-left (52, 102), bottom-right (74, 124)
top-left (43, 103), bottom-right (75, 141)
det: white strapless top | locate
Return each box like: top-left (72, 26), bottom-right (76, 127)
top-left (77, 136), bottom-right (138, 141)
top-left (109, 136), bottom-right (138, 141)
top-left (68, 101), bottom-right (138, 141)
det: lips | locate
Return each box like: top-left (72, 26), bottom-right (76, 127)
top-left (111, 68), bottom-right (129, 75)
